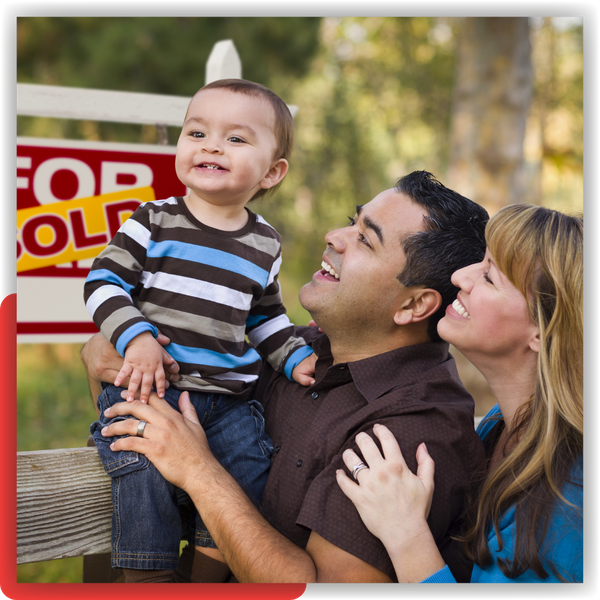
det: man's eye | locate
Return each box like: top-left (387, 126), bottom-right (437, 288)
top-left (358, 233), bottom-right (371, 247)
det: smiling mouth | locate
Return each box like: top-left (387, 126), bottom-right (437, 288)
top-left (197, 163), bottom-right (226, 170)
top-left (320, 260), bottom-right (340, 280)
top-left (452, 299), bottom-right (470, 319)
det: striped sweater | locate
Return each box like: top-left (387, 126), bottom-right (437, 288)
top-left (84, 196), bottom-right (313, 398)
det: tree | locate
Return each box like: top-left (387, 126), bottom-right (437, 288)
top-left (448, 17), bottom-right (533, 214)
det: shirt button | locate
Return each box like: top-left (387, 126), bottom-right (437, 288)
top-left (296, 460), bottom-right (303, 467)
top-left (311, 391), bottom-right (319, 399)
top-left (274, 446), bottom-right (281, 454)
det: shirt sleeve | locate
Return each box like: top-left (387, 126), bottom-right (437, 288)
top-left (296, 403), bottom-right (481, 581)
top-left (245, 245), bottom-right (313, 380)
top-left (83, 203), bottom-right (158, 356)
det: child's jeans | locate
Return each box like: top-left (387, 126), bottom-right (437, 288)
top-left (90, 383), bottom-right (273, 570)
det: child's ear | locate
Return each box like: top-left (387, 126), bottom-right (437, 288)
top-left (260, 159), bottom-right (288, 189)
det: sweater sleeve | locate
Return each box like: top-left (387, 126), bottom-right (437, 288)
top-left (83, 204), bottom-right (158, 356)
top-left (245, 248), bottom-right (313, 380)
top-left (421, 565), bottom-right (457, 583)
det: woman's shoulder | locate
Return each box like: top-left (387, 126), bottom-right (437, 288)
top-left (475, 404), bottom-right (503, 441)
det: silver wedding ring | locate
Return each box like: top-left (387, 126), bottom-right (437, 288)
top-left (352, 461), bottom-right (368, 480)
top-left (136, 420), bottom-right (147, 438)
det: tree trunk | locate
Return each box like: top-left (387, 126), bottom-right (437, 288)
top-left (448, 17), bottom-right (533, 215)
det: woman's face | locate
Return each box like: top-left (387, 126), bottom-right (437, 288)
top-left (437, 249), bottom-right (539, 363)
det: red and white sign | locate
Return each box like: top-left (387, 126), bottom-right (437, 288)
top-left (17, 137), bottom-right (186, 343)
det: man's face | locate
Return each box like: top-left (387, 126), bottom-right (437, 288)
top-left (299, 189), bottom-right (428, 336)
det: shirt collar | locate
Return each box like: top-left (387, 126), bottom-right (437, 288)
top-left (310, 334), bottom-right (452, 403)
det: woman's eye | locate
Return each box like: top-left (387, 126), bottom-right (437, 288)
top-left (483, 271), bottom-right (493, 284)
top-left (347, 216), bottom-right (356, 226)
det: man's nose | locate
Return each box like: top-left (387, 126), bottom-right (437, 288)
top-left (324, 227), bottom-right (348, 252)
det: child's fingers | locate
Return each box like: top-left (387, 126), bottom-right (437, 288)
top-left (139, 371), bottom-right (155, 404)
top-left (295, 373), bottom-right (316, 387)
top-left (114, 363), bottom-right (133, 388)
top-left (154, 366), bottom-right (166, 399)
top-left (126, 370), bottom-right (142, 402)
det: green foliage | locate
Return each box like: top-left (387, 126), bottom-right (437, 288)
top-left (17, 17), bottom-right (321, 145)
top-left (17, 344), bottom-right (96, 451)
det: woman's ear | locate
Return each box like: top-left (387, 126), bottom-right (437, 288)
top-left (393, 289), bottom-right (442, 326)
top-left (260, 158), bottom-right (289, 189)
top-left (528, 328), bottom-right (541, 353)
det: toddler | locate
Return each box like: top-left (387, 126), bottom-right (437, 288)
top-left (84, 79), bottom-right (315, 582)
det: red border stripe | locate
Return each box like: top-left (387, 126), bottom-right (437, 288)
top-left (17, 322), bottom-right (98, 334)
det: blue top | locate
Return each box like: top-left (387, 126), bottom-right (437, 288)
top-left (423, 404), bottom-right (583, 583)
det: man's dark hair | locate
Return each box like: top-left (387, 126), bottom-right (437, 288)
top-left (395, 171), bottom-right (489, 342)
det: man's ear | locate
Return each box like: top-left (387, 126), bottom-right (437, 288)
top-left (393, 289), bottom-right (442, 327)
top-left (260, 158), bottom-right (289, 189)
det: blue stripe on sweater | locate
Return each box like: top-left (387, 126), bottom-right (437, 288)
top-left (147, 240), bottom-right (270, 288)
top-left (165, 342), bottom-right (261, 370)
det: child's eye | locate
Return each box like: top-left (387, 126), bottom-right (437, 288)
top-left (228, 136), bottom-right (246, 144)
top-left (190, 131), bottom-right (205, 139)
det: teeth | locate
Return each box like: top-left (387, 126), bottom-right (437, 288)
top-left (452, 299), bottom-right (470, 319)
top-left (321, 260), bottom-right (339, 279)
top-left (201, 164), bottom-right (220, 169)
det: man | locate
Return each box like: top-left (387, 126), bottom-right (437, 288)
top-left (82, 171), bottom-right (489, 583)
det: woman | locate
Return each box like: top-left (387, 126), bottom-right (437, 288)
top-left (337, 204), bottom-right (583, 583)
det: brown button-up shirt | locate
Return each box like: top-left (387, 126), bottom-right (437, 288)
top-left (256, 331), bottom-right (485, 582)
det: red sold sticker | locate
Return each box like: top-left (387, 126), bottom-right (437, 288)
top-left (17, 137), bottom-right (186, 342)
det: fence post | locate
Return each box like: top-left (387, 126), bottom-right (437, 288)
top-left (205, 40), bottom-right (242, 84)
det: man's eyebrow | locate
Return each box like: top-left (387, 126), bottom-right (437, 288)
top-left (355, 204), bottom-right (384, 245)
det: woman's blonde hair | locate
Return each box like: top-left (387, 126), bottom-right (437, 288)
top-left (463, 204), bottom-right (583, 580)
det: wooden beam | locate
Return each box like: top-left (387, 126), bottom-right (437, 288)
top-left (17, 447), bottom-right (112, 564)
top-left (17, 83), bottom-right (190, 127)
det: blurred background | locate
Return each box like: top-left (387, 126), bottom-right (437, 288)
top-left (16, 16), bottom-right (583, 582)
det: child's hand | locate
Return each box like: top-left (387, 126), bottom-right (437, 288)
top-left (291, 352), bottom-right (317, 387)
top-left (308, 320), bottom-right (323, 333)
top-left (114, 332), bottom-right (166, 403)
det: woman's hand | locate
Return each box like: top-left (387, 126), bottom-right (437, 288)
top-left (336, 424), bottom-right (444, 581)
top-left (101, 391), bottom-right (214, 492)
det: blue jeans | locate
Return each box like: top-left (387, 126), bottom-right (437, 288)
top-left (90, 383), bottom-right (273, 570)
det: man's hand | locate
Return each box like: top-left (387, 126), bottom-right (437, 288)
top-left (114, 332), bottom-right (166, 403)
top-left (101, 391), bottom-right (213, 492)
top-left (291, 352), bottom-right (317, 386)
